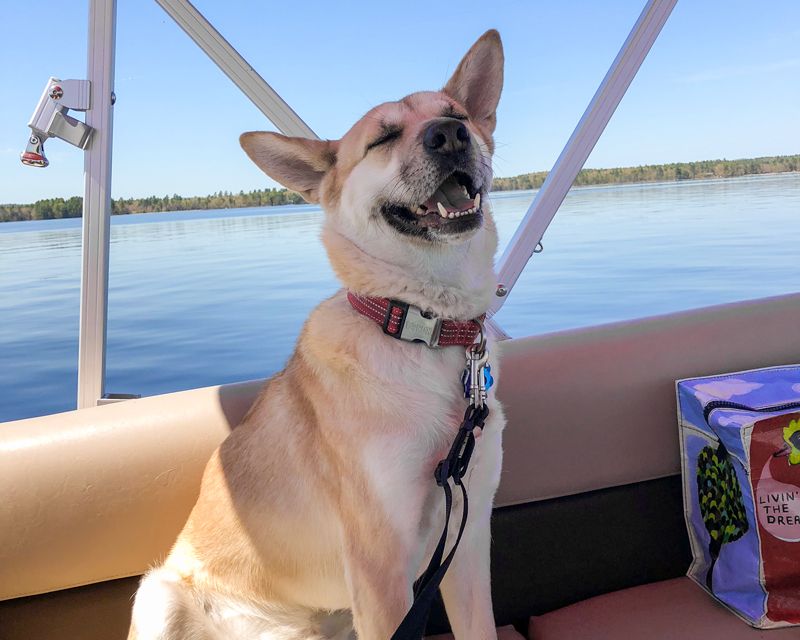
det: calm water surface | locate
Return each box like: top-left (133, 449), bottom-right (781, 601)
top-left (1, 173), bottom-right (798, 422)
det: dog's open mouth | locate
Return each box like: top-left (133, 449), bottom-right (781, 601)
top-left (381, 171), bottom-right (484, 238)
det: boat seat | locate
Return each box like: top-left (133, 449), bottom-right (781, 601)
top-left (528, 577), bottom-right (798, 639)
top-left (3, 294), bottom-right (800, 638)
top-left (427, 625), bottom-right (525, 639)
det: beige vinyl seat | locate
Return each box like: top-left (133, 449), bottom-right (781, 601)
top-left (2, 293), bottom-right (799, 639)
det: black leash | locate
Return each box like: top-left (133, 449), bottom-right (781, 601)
top-left (390, 403), bottom-right (490, 640)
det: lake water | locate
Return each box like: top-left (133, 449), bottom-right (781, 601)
top-left (1, 173), bottom-right (798, 422)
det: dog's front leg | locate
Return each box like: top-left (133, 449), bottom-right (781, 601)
top-left (342, 537), bottom-right (413, 639)
top-left (439, 500), bottom-right (497, 640)
top-left (441, 419), bottom-right (504, 640)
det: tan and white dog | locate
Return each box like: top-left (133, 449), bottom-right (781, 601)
top-left (129, 29), bottom-right (506, 640)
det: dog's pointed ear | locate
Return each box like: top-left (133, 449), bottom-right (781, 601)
top-left (240, 132), bottom-right (338, 203)
top-left (443, 29), bottom-right (504, 135)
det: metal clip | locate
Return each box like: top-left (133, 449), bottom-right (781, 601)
top-left (473, 316), bottom-right (487, 354)
top-left (460, 317), bottom-right (491, 407)
top-left (21, 77), bottom-right (94, 168)
top-left (469, 347), bottom-right (489, 408)
top-left (467, 332), bottom-right (489, 410)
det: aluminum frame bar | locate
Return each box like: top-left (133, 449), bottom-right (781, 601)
top-left (489, 0), bottom-right (677, 318)
top-left (155, 0), bottom-right (318, 139)
top-left (77, 0), bottom-right (117, 408)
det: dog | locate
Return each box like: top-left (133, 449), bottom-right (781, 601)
top-left (128, 29), bottom-right (506, 640)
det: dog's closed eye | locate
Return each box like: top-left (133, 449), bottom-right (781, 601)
top-left (366, 126), bottom-right (403, 153)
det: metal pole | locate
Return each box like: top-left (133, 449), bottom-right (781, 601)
top-left (77, 0), bottom-right (117, 408)
top-left (489, 0), bottom-right (677, 318)
top-left (155, 0), bottom-right (318, 139)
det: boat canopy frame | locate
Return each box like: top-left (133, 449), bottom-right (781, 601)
top-left (68, 0), bottom-right (675, 408)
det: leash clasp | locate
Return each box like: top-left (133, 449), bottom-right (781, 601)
top-left (467, 319), bottom-right (489, 408)
top-left (434, 404), bottom-right (489, 486)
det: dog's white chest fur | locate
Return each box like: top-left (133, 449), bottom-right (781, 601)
top-left (357, 332), bottom-right (505, 573)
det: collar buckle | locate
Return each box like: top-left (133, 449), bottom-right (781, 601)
top-left (383, 299), bottom-right (442, 348)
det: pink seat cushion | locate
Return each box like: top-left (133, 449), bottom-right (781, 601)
top-left (529, 578), bottom-right (798, 639)
top-left (427, 625), bottom-right (525, 639)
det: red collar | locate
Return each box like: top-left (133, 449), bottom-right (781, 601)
top-left (347, 291), bottom-right (482, 348)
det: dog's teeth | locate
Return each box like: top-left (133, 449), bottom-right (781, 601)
top-left (466, 207), bottom-right (474, 214)
top-left (437, 202), bottom-right (448, 218)
top-left (448, 212), bottom-right (455, 219)
top-left (415, 207), bottom-right (426, 216)
top-left (474, 193), bottom-right (481, 210)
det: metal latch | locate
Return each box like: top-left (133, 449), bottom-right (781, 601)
top-left (399, 305), bottom-right (443, 347)
top-left (21, 78), bottom-right (93, 168)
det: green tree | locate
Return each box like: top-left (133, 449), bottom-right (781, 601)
top-left (696, 442), bottom-right (749, 592)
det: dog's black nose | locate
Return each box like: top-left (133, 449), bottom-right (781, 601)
top-left (423, 119), bottom-right (470, 155)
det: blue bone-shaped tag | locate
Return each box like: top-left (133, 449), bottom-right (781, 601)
top-left (483, 364), bottom-right (494, 391)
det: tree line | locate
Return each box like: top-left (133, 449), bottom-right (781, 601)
top-left (2, 154), bottom-right (798, 222)
top-left (492, 154), bottom-right (800, 191)
top-left (0, 188), bottom-right (305, 222)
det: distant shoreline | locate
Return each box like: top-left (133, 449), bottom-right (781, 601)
top-left (2, 154), bottom-right (797, 223)
top-left (499, 170), bottom-right (799, 193)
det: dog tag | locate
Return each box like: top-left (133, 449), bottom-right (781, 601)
top-left (461, 365), bottom-right (471, 399)
top-left (483, 364), bottom-right (494, 392)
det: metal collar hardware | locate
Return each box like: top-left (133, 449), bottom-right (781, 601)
top-left (395, 304), bottom-right (443, 348)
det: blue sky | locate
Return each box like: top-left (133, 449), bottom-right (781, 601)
top-left (1, 1), bottom-right (798, 203)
